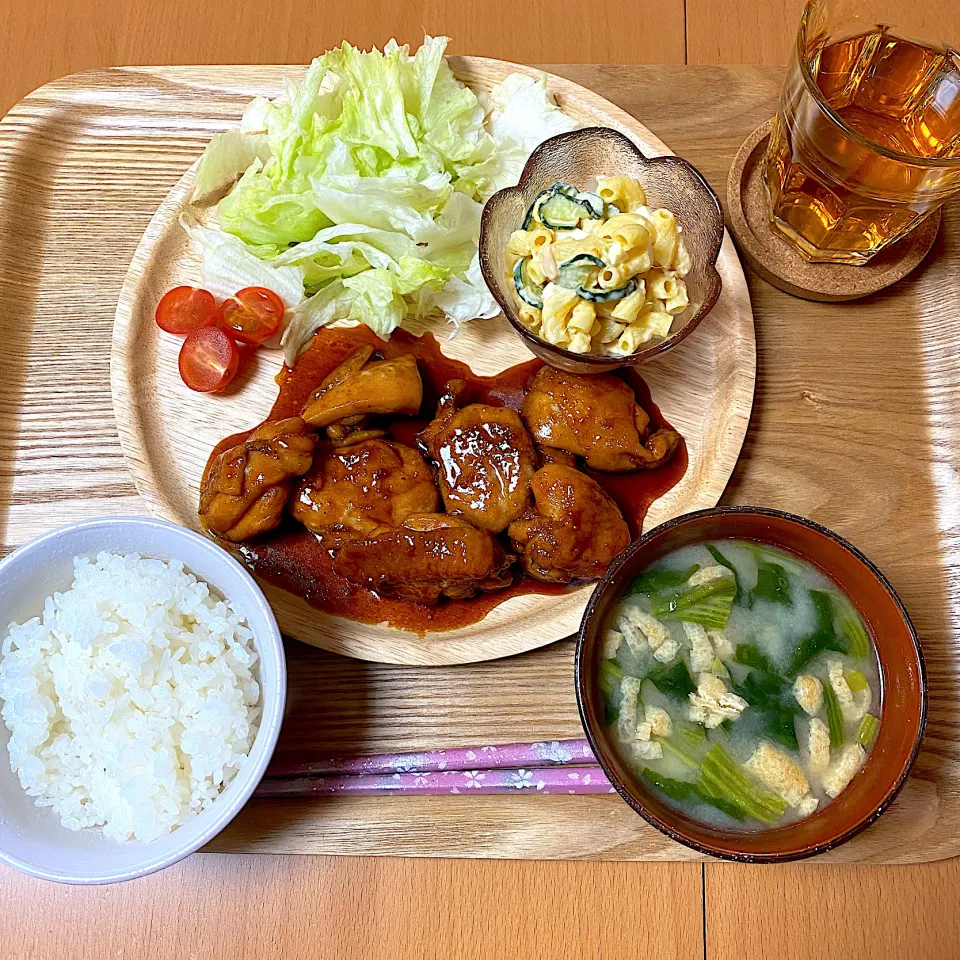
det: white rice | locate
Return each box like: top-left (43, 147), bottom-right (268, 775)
top-left (0, 552), bottom-right (261, 843)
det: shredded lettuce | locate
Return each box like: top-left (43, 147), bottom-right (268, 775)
top-left (191, 132), bottom-right (272, 201)
top-left (344, 257), bottom-right (450, 339)
top-left (464, 73), bottom-right (580, 197)
top-left (180, 217), bottom-right (305, 307)
top-left (280, 280), bottom-right (355, 361)
top-left (187, 36), bottom-right (578, 354)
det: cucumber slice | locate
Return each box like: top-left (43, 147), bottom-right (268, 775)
top-left (575, 191), bottom-right (605, 218)
top-left (513, 257), bottom-right (544, 309)
top-left (557, 254), bottom-right (605, 290)
top-left (521, 187), bottom-right (555, 230)
top-left (539, 191), bottom-right (589, 230)
top-left (605, 202), bottom-right (622, 216)
top-left (576, 278), bottom-right (638, 303)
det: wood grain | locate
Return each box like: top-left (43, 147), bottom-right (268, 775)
top-left (687, 0), bottom-right (960, 66)
top-left (2, 63), bottom-right (959, 865)
top-left (110, 59), bottom-right (755, 666)
top-left (705, 861), bottom-right (960, 959)
top-left (0, 854), bottom-right (704, 960)
top-left (0, 0), bottom-right (686, 116)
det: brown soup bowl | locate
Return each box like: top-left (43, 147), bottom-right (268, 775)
top-left (479, 126), bottom-right (724, 375)
top-left (574, 506), bottom-right (926, 862)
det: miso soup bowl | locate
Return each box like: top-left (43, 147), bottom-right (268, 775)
top-left (575, 506), bottom-right (927, 863)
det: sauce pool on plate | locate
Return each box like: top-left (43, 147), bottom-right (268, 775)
top-left (206, 327), bottom-right (688, 634)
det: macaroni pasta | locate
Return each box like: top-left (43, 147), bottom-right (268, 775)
top-left (507, 177), bottom-right (691, 356)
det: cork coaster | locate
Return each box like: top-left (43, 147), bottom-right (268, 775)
top-left (726, 119), bottom-right (940, 302)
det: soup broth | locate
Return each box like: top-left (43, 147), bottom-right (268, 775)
top-left (599, 540), bottom-right (881, 830)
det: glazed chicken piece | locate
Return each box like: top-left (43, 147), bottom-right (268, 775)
top-left (331, 514), bottom-right (514, 605)
top-left (521, 366), bottom-right (680, 472)
top-left (290, 438), bottom-right (439, 536)
top-left (199, 417), bottom-right (317, 542)
top-left (419, 381), bottom-right (537, 533)
top-left (508, 464), bottom-right (630, 583)
top-left (302, 346), bottom-right (423, 439)
top-left (537, 447), bottom-right (577, 468)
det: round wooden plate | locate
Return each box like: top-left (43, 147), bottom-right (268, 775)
top-left (111, 57), bottom-right (757, 666)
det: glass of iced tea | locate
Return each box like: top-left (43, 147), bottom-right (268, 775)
top-left (765, 0), bottom-right (960, 264)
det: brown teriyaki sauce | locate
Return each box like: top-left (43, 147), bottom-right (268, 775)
top-left (207, 327), bottom-right (688, 634)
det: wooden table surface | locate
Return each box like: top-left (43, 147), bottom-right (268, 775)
top-left (3, 2), bottom-right (960, 957)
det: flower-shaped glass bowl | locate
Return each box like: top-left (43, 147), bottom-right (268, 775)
top-left (480, 127), bottom-right (725, 374)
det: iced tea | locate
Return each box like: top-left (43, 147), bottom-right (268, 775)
top-left (765, 6), bottom-right (960, 264)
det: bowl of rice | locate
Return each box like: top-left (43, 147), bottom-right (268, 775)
top-left (0, 516), bottom-right (285, 884)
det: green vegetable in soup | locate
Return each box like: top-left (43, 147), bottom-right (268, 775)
top-left (697, 744), bottom-right (787, 825)
top-left (603, 696), bottom-right (619, 727)
top-left (640, 768), bottom-right (696, 801)
top-left (788, 589), bottom-right (845, 673)
top-left (711, 656), bottom-right (730, 679)
top-left (846, 669), bottom-right (868, 691)
top-left (642, 768), bottom-right (747, 822)
top-left (676, 718), bottom-right (707, 747)
top-left (705, 543), bottom-right (748, 607)
top-left (651, 577), bottom-right (736, 629)
top-left (763, 706), bottom-right (800, 750)
top-left (733, 644), bottom-right (778, 675)
top-left (836, 599), bottom-right (871, 659)
top-left (751, 559), bottom-right (792, 606)
top-left (730, 668), bottom-right (785, 710)
top-left (822, 683), bottom-right (845, 747)
top-left (646, 660), bottom-right (696, 699)
top-left (600, 661), bottom-right (625, 725)
top-left (658, 737), bottom-right (699, 769)
top-left (857, 714), bottom-right (880, 746)
top-left (729, 663), bottom-right (799, 750)
top-left (599, 659), bottom-right (623, 695)
top-left (695, 790), bottom-right (748, 822)
top-left (627, 564), bottom-right (700, 597)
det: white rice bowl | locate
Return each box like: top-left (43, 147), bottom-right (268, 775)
top-left (0, 552), bottom-right (261, 844)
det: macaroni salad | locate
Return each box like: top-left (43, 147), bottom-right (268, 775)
top-left (506, 176), bottom-right (691, 356)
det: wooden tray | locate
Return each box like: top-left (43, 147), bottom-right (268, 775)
top-left (109, 57), bottom-right (755, 666)
top-left (0, 63), bottom-right (957, 862)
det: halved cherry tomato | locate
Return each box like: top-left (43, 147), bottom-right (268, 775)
top-left (217, 286), bottom-right (285, 345)
top-left (178, 326), bottom-right (241, 393)
top-left (155, 286), bottom-right (217, 334)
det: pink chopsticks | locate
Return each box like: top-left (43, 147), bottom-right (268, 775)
top-left (256, 738), bottom-right (616, 797)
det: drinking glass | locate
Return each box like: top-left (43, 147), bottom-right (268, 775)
top-left (764, 0), bottom-right (960, 264)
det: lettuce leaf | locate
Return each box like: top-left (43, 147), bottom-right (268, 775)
top-left (280, 280), bottom-right (356, 363)
top-left (218, 166), bottom-right (331, 246)
top-left (462, 73), bottom-right (579, 198)
top-left (188, 37), bottom-right (579, 349)
top-left (431, 253), bottom-right (499, 328)
top-left (180, 218), bottom-right (304, 307)
top-left (191, 132), bottom-right (272, 201)
top-left (344, 257), bottom-right (449, 338)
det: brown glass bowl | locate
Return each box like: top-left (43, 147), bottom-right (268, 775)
top-left (575, 506), bottom-right (927, 862)
top-left (479, 127), bottom-right (724, 375)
